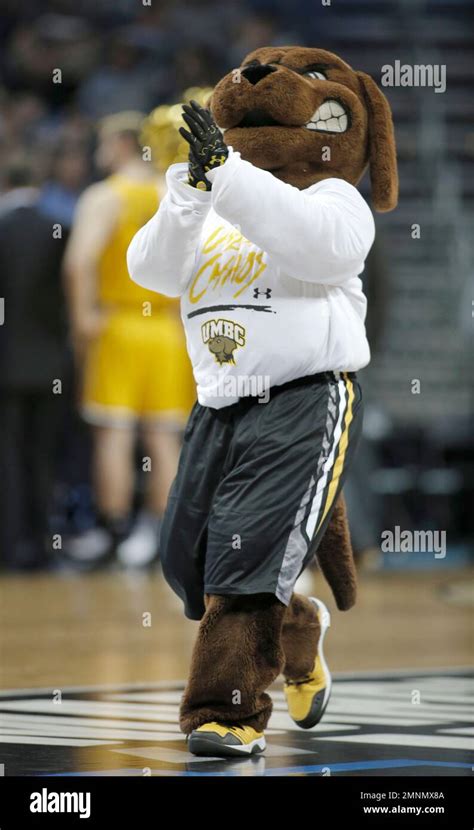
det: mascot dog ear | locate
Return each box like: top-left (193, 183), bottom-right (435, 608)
top-left (357, 72), bottom-right (398, 213)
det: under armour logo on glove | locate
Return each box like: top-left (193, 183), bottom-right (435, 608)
top-left (179, 100), bottom-right (228, 191)
top-left (207, 153), bottom-right (228, 170)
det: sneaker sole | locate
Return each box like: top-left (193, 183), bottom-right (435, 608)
top-left (188, 734), bottom-right (266, 757)
top-left (293, 596), bottom-right (332, 729)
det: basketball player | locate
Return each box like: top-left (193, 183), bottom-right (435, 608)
top-left (65, 112), bottom-right (195, 566)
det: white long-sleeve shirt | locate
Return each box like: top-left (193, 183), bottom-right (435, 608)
top-left (127, 149), bottom-right (375, 409)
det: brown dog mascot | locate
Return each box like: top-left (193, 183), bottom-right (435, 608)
top-left (128, 46), bottom-right (398, 757)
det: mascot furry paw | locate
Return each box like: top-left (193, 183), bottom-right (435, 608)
top-left (128, 46), bottom-right (398, 757)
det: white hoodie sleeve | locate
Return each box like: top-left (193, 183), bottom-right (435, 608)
top-left (127, 163), bottom-right (211, 297)
top-left (206, 149), bottom-right (375, 286)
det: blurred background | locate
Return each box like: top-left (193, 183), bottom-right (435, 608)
top-left (0, 0), bottom-right (472, 692)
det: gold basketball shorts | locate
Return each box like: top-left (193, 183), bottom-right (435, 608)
top-left (82, 307), bottom-right (196, 428)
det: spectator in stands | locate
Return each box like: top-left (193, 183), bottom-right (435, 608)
top-left (38, 144), bottom-right (91, 229)
top-left (77, 29), bottom-right (164, 118)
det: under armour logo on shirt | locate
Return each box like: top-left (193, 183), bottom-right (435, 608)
top-left (253, 288), bottom-right (272, 299)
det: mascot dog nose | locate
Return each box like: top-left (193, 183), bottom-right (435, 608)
top-left (241, 64), bottom-right (276, 85)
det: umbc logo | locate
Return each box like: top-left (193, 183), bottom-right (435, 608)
top-left (201, 318), bottom-right (246, 365)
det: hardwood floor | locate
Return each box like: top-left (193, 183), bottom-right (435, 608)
top-left (1, 568), bottom-right (472, 690)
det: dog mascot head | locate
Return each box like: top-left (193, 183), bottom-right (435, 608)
top-left (211, 46), bottom-right (398, 212)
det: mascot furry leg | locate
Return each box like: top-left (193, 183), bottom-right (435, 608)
top-left (179, 496), bottom-right (357, 740)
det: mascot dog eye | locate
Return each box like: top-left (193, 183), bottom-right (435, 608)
top-left (211, 46), bottom-right (397, 210)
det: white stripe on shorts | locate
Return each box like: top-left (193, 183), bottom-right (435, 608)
top-left (305, 378), bottom-right (349, 540)
top-left (275, 378), bottom-right (348, 605)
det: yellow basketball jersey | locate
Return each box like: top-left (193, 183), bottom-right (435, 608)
top-left (98, 174), bottom-right (174, 309)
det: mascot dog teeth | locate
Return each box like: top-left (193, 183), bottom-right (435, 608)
top-left (128, 46), bottom-right (398, 757)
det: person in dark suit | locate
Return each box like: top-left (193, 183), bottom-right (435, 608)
top-left (0, 158), bottom-right (70, 569)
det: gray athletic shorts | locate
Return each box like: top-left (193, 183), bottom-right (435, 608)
top-left (160, 371), bottom-right (363, 620)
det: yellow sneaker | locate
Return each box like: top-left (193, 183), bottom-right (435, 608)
top-left (284, 597), bottom-right (332, 729)
top-left (188, 722), bottom-right (266, 757)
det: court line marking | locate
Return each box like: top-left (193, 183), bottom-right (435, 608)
top-left (322, 732), bottom-right (474, 750)
top-left (0, 713), bottom-right (181, 731)
top-left (110, 742), bottom-right (315, 763)
top-left (0, 667), bottom-right (472, 697)
top-left (43, 759), bottom-right (473, 777)
top-left (0, 725), bottom-right (185, 742)
top-left (0, 736), bottom-right (120, 746)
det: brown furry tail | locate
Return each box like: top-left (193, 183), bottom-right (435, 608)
top-left (314, 492), bottom-right (357, 610)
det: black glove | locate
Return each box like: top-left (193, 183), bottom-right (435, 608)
top-left (179, 100), bottom-right (228, 191)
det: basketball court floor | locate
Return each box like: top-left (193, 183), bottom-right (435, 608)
top-left (1, 568), bottom-right (472, 777)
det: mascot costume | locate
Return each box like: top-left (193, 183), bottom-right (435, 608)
top-left (128, 46), bottom-right (398, 757)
